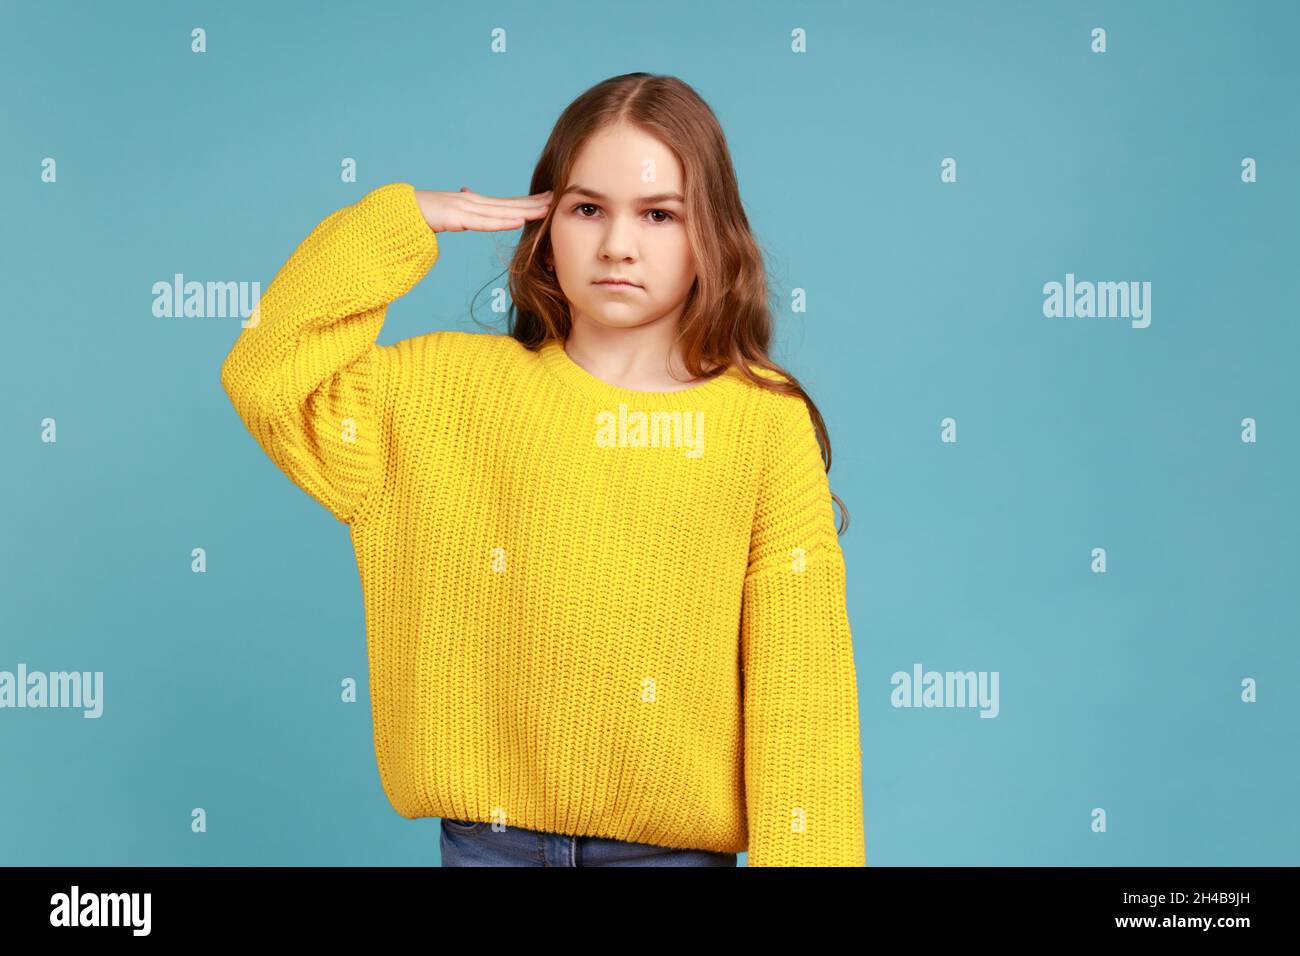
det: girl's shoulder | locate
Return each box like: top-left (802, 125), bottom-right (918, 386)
top-left (377, 329), bottom-right (520, 388)
top-left (391, 328), bottom-right (517, 362)
top-left (422, 328), bottom-right (514, 353)
top-left (734, 363), bottom-right (821, 438)
top-left (742, 363), bottom-right (792, 386)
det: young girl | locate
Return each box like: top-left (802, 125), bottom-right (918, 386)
top-left (220, 73), bottom-right (865, 867)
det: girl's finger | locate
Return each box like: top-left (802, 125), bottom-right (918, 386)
top-left (462, 190), bottom-right (554, 208)
top-left (452, 201), bottom-right (544, 227)
top-left (459, 196), bottom-right (551, 217)
top-left (462, 204), bottom-right (551, 222)
top-left (465, 213), bottom-right (528, 231)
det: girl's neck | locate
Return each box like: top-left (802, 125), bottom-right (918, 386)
top-left (561, 324), bottom-right (720, 393)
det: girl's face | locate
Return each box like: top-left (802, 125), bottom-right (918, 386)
top-left (548, 123), bottom-right (694, 334)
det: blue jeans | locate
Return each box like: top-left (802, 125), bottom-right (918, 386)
top-left (439, 818), bottom-right (737, 867)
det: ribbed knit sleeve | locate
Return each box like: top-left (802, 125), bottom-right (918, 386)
top-left (740, 394), bottom-right (866, 866)
top-left (219, 183), bottom-right (438, 524)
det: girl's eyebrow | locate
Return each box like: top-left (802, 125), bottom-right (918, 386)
top-left (561, 185), bottom-right (685, 204)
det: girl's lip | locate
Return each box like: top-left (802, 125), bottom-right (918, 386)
top-left (595, 280), bottom-right (641, 288)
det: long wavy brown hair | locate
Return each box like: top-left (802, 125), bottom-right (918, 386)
top-left (481, 72), bottom-right (850, 534)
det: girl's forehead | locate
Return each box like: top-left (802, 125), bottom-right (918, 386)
top-left (560, 183), bottom-right (685, 205)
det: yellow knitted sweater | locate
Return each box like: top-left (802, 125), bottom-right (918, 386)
top-left (219, 182), bottom-right (865, 866)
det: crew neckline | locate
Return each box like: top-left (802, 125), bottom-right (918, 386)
top-left (538, 338), bottom-right (737, 408)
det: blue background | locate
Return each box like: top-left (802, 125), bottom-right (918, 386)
top-left (2, 0), bottom-right (1296, 866)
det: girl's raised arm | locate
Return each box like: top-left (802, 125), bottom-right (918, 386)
top-left (218, 183), bottom-right (549, 523)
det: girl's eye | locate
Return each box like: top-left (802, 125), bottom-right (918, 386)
top-left (572, 203), bottom-right (676, 224)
